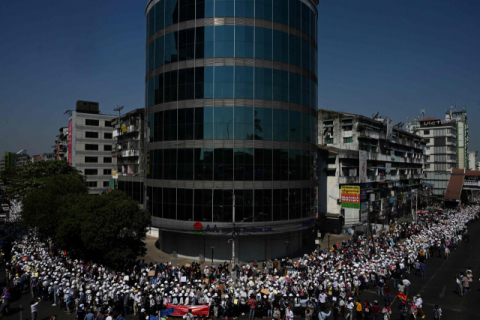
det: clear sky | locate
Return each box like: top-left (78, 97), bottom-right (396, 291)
top-left (0, 0), bottom-right (479, 157)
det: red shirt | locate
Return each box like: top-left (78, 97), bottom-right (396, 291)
top-left (372, 305), bottom-right (380, 315)
top-left (385, 287), bottom-right (390, 295)
top-left (248, 299), bottom-right (256, 309)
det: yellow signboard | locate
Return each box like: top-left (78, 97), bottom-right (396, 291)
top-left (121, 125), bottom-right (127, 133)
top-left (341, 185), bottom-right (360, 209)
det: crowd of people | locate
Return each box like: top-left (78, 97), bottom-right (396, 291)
top-left (0, 202), bottom-right (478, 320)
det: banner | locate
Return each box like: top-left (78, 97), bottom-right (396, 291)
top-left (386, 117), bottom-right (393, 140)
top-left (341, 186), bottom-right (360, 209)
top-left (359, 151), bottom-right (368, 183)
top-left (165, 304), bottom-right (210, 317)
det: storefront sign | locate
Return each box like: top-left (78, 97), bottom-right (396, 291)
top-left (341, 185), bottom-right (360, 209)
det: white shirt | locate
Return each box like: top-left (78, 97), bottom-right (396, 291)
top-left (31, 302), bottom-right (39, 313)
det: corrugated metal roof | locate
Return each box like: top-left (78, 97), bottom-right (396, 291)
top-left (445, 172), bottom-right (464, 200)
top-left (465, 171), bottom-right (480, 176)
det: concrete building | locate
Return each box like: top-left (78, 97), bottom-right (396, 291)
top-left (54, 127), bottom-right (69, 161)
top-left (468, 151), bottom-right (478, 171)
top-left (317, 109), bottom-right (427, 233)
top-left (111, 108), bottom-right (145, 205)
top-left (413, 117), bottom-right (458, 197)
top-left (144, 0), bottom-right (319, 261)
top-left (2, 150), bottom-right (30, 170)
top-left (67, 101), bottom-right (117, 194)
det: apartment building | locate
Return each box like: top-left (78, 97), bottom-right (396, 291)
top-left (67, 101), bottom-right (117, 194)
top-left (318, 109), bottom-right (427, 233)
top-left (414, 117), bottom-right (457, 197)
top-left (111, 108), bottom-right (145, 205)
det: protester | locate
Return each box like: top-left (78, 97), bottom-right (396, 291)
top-left (1, 203), bottom-right (477, 320)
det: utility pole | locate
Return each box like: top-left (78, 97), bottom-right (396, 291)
top-left (231, 194), bottom-right (236, 272)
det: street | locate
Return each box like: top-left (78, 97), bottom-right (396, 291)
top-left (1, 218), bottom-right (479, 320)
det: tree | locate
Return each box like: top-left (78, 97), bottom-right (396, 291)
top-left (6, 160), bottom-right (84, 201)
top-left (21, 174), bottom-right (88, 237)
top-left (57, 190), bottom-right (150, 267)
top-left (0, 166), bottom-right (17, 185)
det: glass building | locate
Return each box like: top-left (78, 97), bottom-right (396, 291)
top-left (145, 0), bottom-right (319, 261)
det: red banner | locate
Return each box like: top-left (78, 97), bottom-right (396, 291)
top-left (166, 304), bottom-right (210, 317)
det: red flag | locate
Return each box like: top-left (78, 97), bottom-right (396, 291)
top-left (397, 292), bottom-right (407, 301)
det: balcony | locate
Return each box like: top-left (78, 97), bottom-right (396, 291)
top-left (339, 176), bottom-right (359, 184)
top-left (113, 124), bottom-right (140, 138)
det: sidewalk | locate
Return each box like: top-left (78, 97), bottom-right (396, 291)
top-left (139, 232), bottom-right (354, 266)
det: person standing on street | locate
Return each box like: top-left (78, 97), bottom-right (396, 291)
top-left (433, 305), bottom-right (442, 320)
top-left (444, 246), bottom-right (450, 260)
top-left (461, 274), bottom-right (470, 295)
top-left (31, 298), bottom-right (41, 320)
top-left (414, 294), bottom-right (424, 319)
top-left (456, 274), bottom-right (463, 296)
top-left (402, 278), bottom-right (411, 296)
top-left (354, 300), bottom-right (362, 320)
top-left (420, 262), bottom-right (426, 280)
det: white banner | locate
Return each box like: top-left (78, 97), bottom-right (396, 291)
top-left (359, 150), bottom-right (368, 183)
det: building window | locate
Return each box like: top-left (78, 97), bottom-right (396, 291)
top-left (104, 169), bottom-right (112, 175)
top-left (104, 120), bottom-right (113, 127)
top-left (86, 181), bottom-right (98, 188)
top-left (103, 181), bottom-right (110, 187)
top-left (85, 119), bottom-right (99, 126)
top-left (343, 137), bottom-right (353, 143)
top-left (104, 157), bottom-right (112, 163)
top-left (85, 157), bottom-right (98, 163)
top-left (425, 164), bottom-right (430, 169)
top-left (104, 133), bottom-right (113, 139)
top-left (325, 138), bottom-right (334, 144)
top-left (85, 132), bottom-right (99, 138)
top-left (104, 145), bottom-right (112, 151)
top-left (326, 170), bottom-right (336, 176)
top-left (84, 169), bottom-right (98, 175)
top-left (424, 130), bottom-right (430, 135)
top-left (85, 144), bottom-right (99, 151)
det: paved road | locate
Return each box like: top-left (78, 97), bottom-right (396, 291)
top-left (2, 219), bottom-right (479, 320)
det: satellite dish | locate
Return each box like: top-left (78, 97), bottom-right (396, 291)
top-left (113, 106), bottom-right (124, 117)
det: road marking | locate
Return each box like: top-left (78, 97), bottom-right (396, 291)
top-left (419, 259), bottom-right (448, 294)
top-left (439, 285), bottom-right (446, 299)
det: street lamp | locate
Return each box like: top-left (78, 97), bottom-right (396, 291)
top-left (216, 188), bottom-right (236, 268)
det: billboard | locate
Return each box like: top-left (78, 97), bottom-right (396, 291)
top-left (341, 185), bottom-right (360, 209)
top-left (359, 150), bottom-right (368, 183)
top-left (68, 120), bottom-right (72, 164)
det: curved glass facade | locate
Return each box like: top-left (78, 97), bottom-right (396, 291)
top-left (145, 0), bottom-right (318, 225)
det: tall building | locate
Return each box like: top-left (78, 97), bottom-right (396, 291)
top-left (414, 117), bottom-right (457, 197)
top-left (3, 150), bottom-right (30, 170)
top-left (111, 108), bottom-right (145, 205)
top-left (67, 101), bottom-right (117, 195)
top-left (468, 151), bottom-right (478, 171)
top-left (317, 110), bottom-right (427, 233)
top-left (447, 107), bottom-right (468, 169)
top-left (145, 0), bottom-right (319, 261)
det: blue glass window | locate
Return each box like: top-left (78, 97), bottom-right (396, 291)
top-left (214, 107), bottom-right (234, 140)
top-left (254, 107), bottom-right (272, 141)
top-left (272, 109), bottom-right (288, 141)
top-left (234, 107), bottom-right (253, 140)
top-left (289, 111), bottom-right (301, 142)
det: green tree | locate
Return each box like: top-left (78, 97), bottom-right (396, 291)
top-left (0, 166), bottom-right (17, 185)
top-left (21, 174), bottom-right (88, 237)
top-left (57, 190), bottom-right (150, 266)
top-left (6, 160), bottom-right (84, 201)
